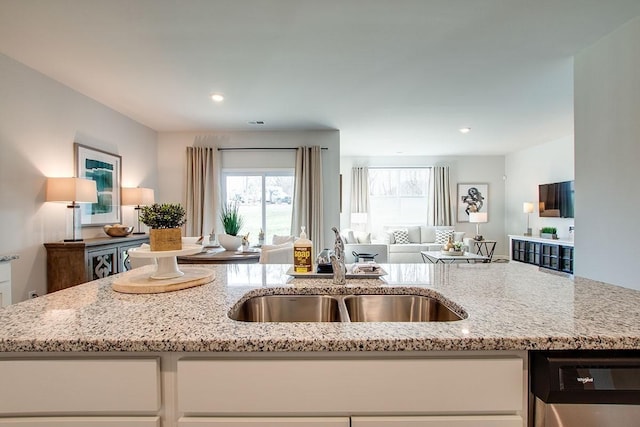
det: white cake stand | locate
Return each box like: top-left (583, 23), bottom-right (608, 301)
top-left (128, 244), bottom-right (203, 279)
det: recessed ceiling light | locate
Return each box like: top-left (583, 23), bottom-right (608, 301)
top-left (459, 127), bottom-right (471, 134)
top-left (210, 93), bottom-right (224, 103)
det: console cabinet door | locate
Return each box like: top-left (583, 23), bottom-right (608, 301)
top-left (351, 415), bottom-right (523, 427)
top-left (179, 418), bottom-right (349, 426)
top-left (87, 247), bottom-right (118, 280)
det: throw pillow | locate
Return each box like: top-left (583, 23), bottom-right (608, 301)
top-left (392, 229), bottom-right (410, 245)
top-left (435, 229), bottom-right (455, 244)
top-left (272, 235), bottom-right (294, 245)
top-left (354, 231), bottom-right (372, 244)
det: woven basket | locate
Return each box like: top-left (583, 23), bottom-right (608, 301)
top-left (149, 228), bottom-right (182, 251)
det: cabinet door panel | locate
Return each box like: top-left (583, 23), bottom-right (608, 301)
top-left (0, 417), bottom-right (160, 426)
top-left (178, 358), bottom-right (523, 415)
top-left (179, 417), bottom-right (350, 426)
top-left (88, 247), bottom-right (118, 280)
top-left (352, 415), bottom-right (523, 427)
top-left (0, 359), bottom-right (160, 415)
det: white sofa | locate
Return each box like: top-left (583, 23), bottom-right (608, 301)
top-left (342, 226), bottom-right (466, 264)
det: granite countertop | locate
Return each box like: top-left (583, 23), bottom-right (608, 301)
top-left (0, 255), bottom-right (19, 262)
top-left (1, 262), bottom-right (640, 353)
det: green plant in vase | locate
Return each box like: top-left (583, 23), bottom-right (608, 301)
top-left (219, 202), bottom-right (245, 250)
top-left (140, 203), bottom-right (187, 251)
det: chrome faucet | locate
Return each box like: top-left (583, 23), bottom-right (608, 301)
top-left (330, 227), bottom-right (346, 285)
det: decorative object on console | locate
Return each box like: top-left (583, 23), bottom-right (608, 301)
top-left (457, 183), bottom-right (488, 222)
top-left (540, 227), bottom-right (558, 240)
top-left (103, 225), bottom-right (133, 237)
top-left (46, 177), bottom-right (98, 242)
top-left (122, 187), bottom-right (155, 234)
top-left (74, 143), bottom-right (122, 226)
top-left (469, 211), bottom-right (487, 241)
top-left (219, 201), bottom-right (244, 251)
top-left (140, 203), bottom-right (187, 251)
top-left (523, 202), bottom-right (534, 236)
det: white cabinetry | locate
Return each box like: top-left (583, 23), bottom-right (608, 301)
top-left (351, 415), bottom-right (523, 427)
top-left (178, 356), bottom-right (524, 426)
top-left (178, 418), bottom-right (349, 426)
top-left (0, 358), bottom-right (160, 425)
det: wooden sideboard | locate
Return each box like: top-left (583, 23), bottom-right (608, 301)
top-left (44, 235), bottom-right (149, 293)
top-left (508, 235), bottom-right (574, 274)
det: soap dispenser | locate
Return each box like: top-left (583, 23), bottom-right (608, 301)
top-left (293, 226), bottom-right (313, 273)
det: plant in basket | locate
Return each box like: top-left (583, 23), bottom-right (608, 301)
top-left (139, 203), bottom-right (186, 251)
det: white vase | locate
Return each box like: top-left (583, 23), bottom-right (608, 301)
top-left (218, 234), bottom-right (242, 251)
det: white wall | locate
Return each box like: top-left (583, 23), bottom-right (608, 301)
top-left (157, 130), bottom-right (340, 250)
top-left (0, 54), bottom-right (158, 301)
top-left (574, 16), bottom-right (640, 289)
top-left (341, 155), bottom-right (508, 257)
top-left (504, 135), bottom-right (575, 239)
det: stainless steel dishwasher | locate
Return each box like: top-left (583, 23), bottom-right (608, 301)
top-left (530, 350), bottom-right (640, 426)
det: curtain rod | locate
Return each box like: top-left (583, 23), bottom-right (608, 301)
top-left (217, 147), bottom-right (328, 151)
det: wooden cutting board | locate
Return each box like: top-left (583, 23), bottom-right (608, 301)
top-left (112, 267), bottom-right (215, 294)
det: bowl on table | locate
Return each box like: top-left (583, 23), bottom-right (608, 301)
top-left (103, 225), bottom-right (134, 237)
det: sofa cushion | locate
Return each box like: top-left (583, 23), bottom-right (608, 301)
top-left (420, 226), bottom-right (436, 243)
top-left (392, 229), bottom-right (410, 244)
top-left (354, 231), bottom-right (372, 244)
top-left (435, 229), bottom-right (454, 244)
top-left (453, 231), bottom-right (465, 242)
top-left (406, 226), bottom-right (421, 243)
top-left (272, 234), bottom-right (294, 245)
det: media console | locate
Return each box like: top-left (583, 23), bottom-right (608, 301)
top-left (508, 235), bottom-right (574, 274)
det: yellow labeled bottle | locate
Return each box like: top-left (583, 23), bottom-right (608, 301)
top-left (293, 226), bottom-right (313, 273)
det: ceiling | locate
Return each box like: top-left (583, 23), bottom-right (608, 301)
top-left (1, 1), bottom-right (640, 156)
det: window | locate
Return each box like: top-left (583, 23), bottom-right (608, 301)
top-left (368, 168), bottom-right (430, 230)
top-left (222, 171), bottom-right (294, 242)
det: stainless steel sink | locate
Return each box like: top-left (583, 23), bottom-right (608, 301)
top-left (229, 295), bottom-right (342, 322)
top-left (343, 294), bottom-right (463, 322)
top-left (230, 293), bottom-right (464, 323)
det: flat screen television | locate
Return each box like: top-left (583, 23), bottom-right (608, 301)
top-left (538, 180), bottom-right (575, 218)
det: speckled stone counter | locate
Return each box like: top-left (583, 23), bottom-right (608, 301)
top-left (0, 254), bottom-right (19, 262)
top-left (1, 262), bottom-right (639, 353)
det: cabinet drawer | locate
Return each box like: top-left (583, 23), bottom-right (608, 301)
top-left (179, 417), bottom-right (350, 427)
top-left (0, 359), bottom-right (160, 415)
top-left (178, 358), bottom-right (523, 415)
top-left (352, 415), bottom-right (523, 427)
top-left (0, 417), bottom-right (160, 426)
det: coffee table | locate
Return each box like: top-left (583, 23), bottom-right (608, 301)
top-left (421, 251), bottom-right (489, 264)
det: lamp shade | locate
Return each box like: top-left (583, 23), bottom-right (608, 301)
top-left (523, 202), bottom-right (534, 214)
top-left (46, 177), bottom-right (97, 203)
top-left (468, 212), bottom-right (487, 223)
top-left (122, 187), bottom-right (155, 206)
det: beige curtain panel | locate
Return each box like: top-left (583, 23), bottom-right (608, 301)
top-left (428, 166), bottom-right (453, 226)
top-left (185, 144), bottom-right (219, 237)
top-left (292, 146), bottom-right (324, 250)
top-left (350, 166), bottom-right (370, 214)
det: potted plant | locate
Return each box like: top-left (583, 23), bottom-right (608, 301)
top-left (540, 227), bottom-right (558, 240)
top-left (139, 203), bottom-right (187, 251)
top-left (218, 202), bottom-right (244, 251)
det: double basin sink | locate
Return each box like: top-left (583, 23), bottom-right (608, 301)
top-left (229, 293), bottom-right (465, 323)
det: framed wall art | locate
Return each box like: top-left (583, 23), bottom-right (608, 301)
top-left (75, 143), bottom-right (122, 226)
top-left (457, 183), bottom-right (488, 222)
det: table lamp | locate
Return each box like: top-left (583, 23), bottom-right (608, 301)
top-left (122, 187), bottom-right (155, 234)
top-left (469, 212), bottom-right (488, 241)
top-left (46, 177), bottom-right (98, 242)
top-left (523, 202), bottom-right (534, 236)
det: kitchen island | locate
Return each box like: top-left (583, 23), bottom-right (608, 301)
top-left (1, 262), bottom-right (639, 426)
